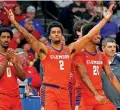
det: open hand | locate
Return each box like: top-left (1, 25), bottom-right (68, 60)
top-left (4, 7), bottom-right (15, 22)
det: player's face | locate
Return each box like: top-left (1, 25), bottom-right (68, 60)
top-left (49, 27), bottom-right (63, 45)
top-left (103, 42), bottom-right (116, 57)
top-left (91, 34), bottom-right (101, 45)
top-left (0, 32), bottom-right (11, 49)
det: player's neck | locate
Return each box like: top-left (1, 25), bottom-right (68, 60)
top-left (0, 47), bottom-right (7, 55)
top-left (85, 45), bottom-right (97, 53)
top-left (51, 42), bottom-right (63, 50)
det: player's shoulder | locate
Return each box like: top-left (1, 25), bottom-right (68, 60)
top-left (98, 51), bottom-right (106, 56)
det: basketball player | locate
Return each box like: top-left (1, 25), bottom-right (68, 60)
top-left (0, 27), bottom-right (25, 110)
top-left (73, 22), bottom-right (119, 110)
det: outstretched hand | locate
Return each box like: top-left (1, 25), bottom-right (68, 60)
top-left (4, 7), bottom-right (15, 22)
top-left (103, 4), bottom-right (114, 21)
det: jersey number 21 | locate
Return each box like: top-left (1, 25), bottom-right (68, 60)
top-left (93, 66), bottom-right (99, 75)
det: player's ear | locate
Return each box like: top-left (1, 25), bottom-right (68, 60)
top-left (102, 46), bottom-right (105, 51)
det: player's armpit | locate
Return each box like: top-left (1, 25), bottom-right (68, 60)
top-left (103, 64), bottom-right (120, 93)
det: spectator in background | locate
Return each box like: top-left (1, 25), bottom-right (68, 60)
top-left (52, 0), bottom-right (73, 8)
top-left (73, 19), bottom-right (88, 40)
top-left (0, 1), bottom-right (9, 26)
top-left (39, 36), bottom-right (49, 45)
top-left (54, 0), bottom-right (73, 32)
top-left (9, 18), bottom-right (41, 49)
top-left (22, 42), bottom-right (35, 64)
top-left (4, 1), bottom-right (17, 10)
top-left (109, 1), bottom-right (120, 28)
top-left (64, 1), bottom-right (86, 33)
top-left (15, 48), bottom-right (41, 95)
top-left (117, 1), bottom-right (120, 10)
top-left (102, 37), bottom-right (120, 110)
top-left (94, 1), bottom-right (107, 20)
top-left (100, 17), bottom-right (119, 39)
top-left (13, 4), bottom-right (26, 22)
top-left (19, 5), bottom-right (45, 36)
top-left (20, 18), bottom-right (40, 40)
top-left (9, 31), bottom-right (21, 49)
top-left (68, 1), bottom-right (86, 20)
top-left (41, 1), bottom-right (59, 19)
top-left (80, 0), bottom-right (96, 5)
top-left (83, 1), bottom-right (101, 23)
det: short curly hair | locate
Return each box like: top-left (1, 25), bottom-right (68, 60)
top-left (46, 21), bottom-right (64, 36)
top-left (0, 27), bottom-right (13, 39)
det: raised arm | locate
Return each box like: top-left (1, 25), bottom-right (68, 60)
top-left (69, 4), bottom-right (114, 55)
top-left (76, 63), bottom-right (106, 104)
top-left (4, 8), bottom-right (48, 60)
top-left (103, 64), bottom-right (120, 93)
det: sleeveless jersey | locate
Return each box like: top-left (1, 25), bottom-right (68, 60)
top-left (0, 54), bottom-right (19, 96)
top-left (73, 49), bottom-right (109, 90)
top-left (41, 45), bottom-right (71, 89)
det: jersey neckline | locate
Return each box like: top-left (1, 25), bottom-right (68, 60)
top-left (84, 48), bottom-right (98, 56)
top-left (49, 43), bottom-right (64, 52)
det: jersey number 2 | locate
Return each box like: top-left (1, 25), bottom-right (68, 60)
top-left (6, 67), bottom-right (12, 77)
top-left (59, 60), bottom-right (64, 70)
top-left (93, 66), bottom-right (99, 75)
